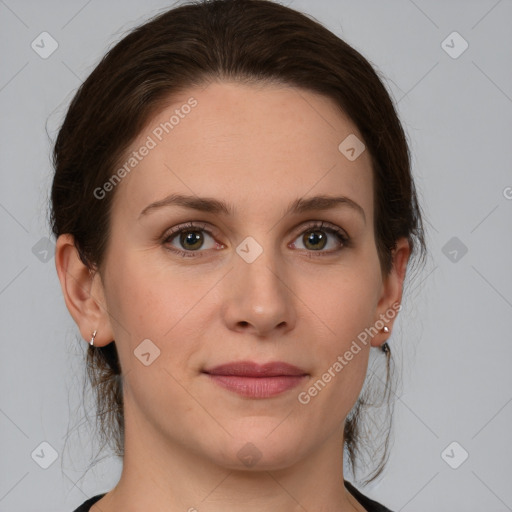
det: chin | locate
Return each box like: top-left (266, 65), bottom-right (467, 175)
top-left (211, 425), bottom-right (306, 471)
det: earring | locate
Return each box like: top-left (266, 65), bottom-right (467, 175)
top-left (381, 326), bottom-right (390, 353)
top-left (90, 330), bottom-right (97, 346)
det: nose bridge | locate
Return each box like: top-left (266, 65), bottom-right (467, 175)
top-left (235, 233), bottom-right (287, 300)
top-left (223, 232), bottom-right (295, 334)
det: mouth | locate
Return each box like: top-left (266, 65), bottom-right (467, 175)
top-left (201, 361), bottom-right (309, 399)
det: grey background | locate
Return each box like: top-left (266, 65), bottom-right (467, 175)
top-left (0, 0), bottom-right (511, 510)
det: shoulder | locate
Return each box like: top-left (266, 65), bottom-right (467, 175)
top-left (344, 480), bottom-right (395, 512)
top-left (72, 493), bottom-right (106, 512)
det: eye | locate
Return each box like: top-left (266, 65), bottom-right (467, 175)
top-left (162, 220), bottom-right (350, 259)
top-left (289, 221), bottom-right (349, 257)
top-left (162, 222), bottom-right (221, 258)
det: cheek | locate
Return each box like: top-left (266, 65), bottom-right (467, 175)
top-left (300, 261), bottom-right (381, 345)
top-left (102, 254), bottom-right (202, 414)
top-left (298, 254), bottom-right (381, 398)
top-left (102, 250), bottom-right (216, 374)
top-left (297, 276), bottom-right (376, 423)
top-left (104, 251), bottom-right (186, 335)
top-left (296, 330), bottom-right (370, 440)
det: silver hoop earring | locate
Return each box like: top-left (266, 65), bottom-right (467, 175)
top-left (381, 326), bottom-right (390, 353)
top-left (90, 330), bottom-right (97, 346)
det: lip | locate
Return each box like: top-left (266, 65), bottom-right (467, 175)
top-left (203, 361), bottom-right (308, 377)
top-left (202, 361), bottom-right (309, 399)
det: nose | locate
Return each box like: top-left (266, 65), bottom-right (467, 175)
top-left (221, 245), bottom-right (297, 338)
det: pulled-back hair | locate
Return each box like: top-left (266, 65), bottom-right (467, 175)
top-left (51, 0), bottom-right (427, 486)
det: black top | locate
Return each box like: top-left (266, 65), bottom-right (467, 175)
top-left (73, 481), bottom-right (393, 511)
top-left (344, 480), bottom-right (394, 511)
top-left (72, 493), bottom-right (106, 512)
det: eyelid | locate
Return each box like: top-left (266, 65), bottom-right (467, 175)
top-left (162, 219), bottom-right (352, 263)
top-left (162, 219), bottom-right (348, 241)
top-left (291, 220), bottom-right (348, 239)
top-left (164, 221), bottom-right (211, 237)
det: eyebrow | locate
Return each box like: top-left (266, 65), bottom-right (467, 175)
top-left (138, 193), bottom-right (366, 225)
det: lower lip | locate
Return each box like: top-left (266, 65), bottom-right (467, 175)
top-left (204, 374), bottom-right (307, 398)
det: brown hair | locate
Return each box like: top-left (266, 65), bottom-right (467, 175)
top-left (51, 0), bottom-right (427, 486)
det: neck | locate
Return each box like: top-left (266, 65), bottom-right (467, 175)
top-left (94, 399), bottom-right (366, 512)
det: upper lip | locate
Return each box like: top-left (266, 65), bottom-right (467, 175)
top-left (202, 361), bottom-right (308, 377)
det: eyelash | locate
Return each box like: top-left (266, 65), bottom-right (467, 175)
top-left (161, 221), bottom-right (350, 259)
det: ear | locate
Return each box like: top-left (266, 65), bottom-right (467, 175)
top-left (370, 237), bottom-right (411, 348)
top-left (54, 233), bottom-right (114, 347)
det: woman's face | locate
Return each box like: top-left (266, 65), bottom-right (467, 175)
top-left (80, 80), bottom-right (408, 470)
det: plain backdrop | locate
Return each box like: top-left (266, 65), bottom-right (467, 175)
top-left (0, 1), bottom-right (511, 511)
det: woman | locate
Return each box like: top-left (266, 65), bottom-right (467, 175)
top-left (51, 0), bottom-right (427, 510)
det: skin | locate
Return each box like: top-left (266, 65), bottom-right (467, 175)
top-left (56, 80), bottom-right (410, 512)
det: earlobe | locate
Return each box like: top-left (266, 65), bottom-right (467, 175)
top-left (54, 234), bottom-right (114, 346)
top-left (371, 237), bottom-right (411, 348)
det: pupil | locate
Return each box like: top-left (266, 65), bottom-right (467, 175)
top-left (183, 231), bottom-right (202, 249)
top-left (306, 231), bottom-right (325, 250)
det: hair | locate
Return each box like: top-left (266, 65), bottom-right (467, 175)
top-left (50, 0), bottom-right (427, 486)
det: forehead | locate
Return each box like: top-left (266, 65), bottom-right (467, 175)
top-left (110, 80), bottom-right (374, 223)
